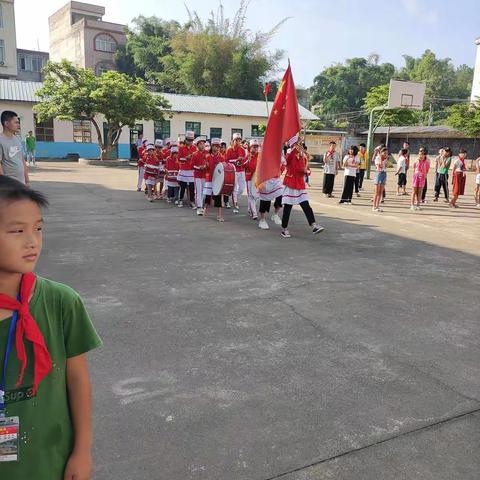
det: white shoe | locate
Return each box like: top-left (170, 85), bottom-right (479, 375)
top-left (196, 208), bottom-right (203, 216)
top-left (233, 207), bottom-right (239, 214)
top-left (312, 224), bottom-right (325, 234)
top-left (410, 205), bottom-right (416, 211)
top-left (281, 229), bottom-right (291, 238)
top-left (225, 202), bottom-right (231, 209)
top-left (271, 214), bottom-right (282, 225)
top-left (177, 201), bottom-right (183, 208)
top-left (252, 215), bottom-right (258, 220)
top-left (174, 200), bottom-right (179, 205)
top-left (258, 219), bottom-right (269, 230)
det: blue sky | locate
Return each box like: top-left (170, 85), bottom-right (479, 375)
top-left (14, 0), bottom-right (480, 86)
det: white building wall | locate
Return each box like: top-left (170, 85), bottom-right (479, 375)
top-left (0, 0), bottom-right (18, 77)
top-left (471, 38), bottom-right (480, 102)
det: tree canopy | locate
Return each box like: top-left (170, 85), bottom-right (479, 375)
top-left (34, 60), bottom-right (170, 159)
top-left (116, 2), bottom-right (287, 99)
top-left (446, 101), bottom-right (480, 138)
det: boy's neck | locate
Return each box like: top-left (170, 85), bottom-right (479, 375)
top-left (0, 272), bottom-right (23, 298)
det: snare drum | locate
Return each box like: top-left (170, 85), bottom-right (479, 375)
top-left (212, 162), bottom-right (236, 196)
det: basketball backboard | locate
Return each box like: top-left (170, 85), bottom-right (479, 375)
top-left (388, 80), bottom-right (426, 110)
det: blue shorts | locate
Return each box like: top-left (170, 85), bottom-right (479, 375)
top-left (374, 171), bottom-right (387, 185)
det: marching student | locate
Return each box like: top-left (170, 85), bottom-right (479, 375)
top-left (257, 175), bottom-right (283, 230)
top-left (475, 155), bottom-right (480, 208)
top-left (355, 143), bottom-right (368, 194)
top-left (154, 139), bottom-right (166, 199)
top-left (219, 141), bottom-right (230, 208)
top-left (410, 147), bottom-right (430, 211)
top-left (226, 133), bottom-right (247, 213)
top-left (450, 149), bottom-right (468, 208)
top-left (192, 138), bottom-right (208, 215)
top-left (322, 141), bottom-right (341, 197)
top-left (203, 138), bottom-right (225, 222)
top-left (165, 145), bottom-right (180, 204)
top-left (281, 135), bottom-right (324, 238)
top-left (434, 147), bottom-right (452, 202)
top-left (143, 143), bottom-right (160, 202)
top-left (339, 145), bottom-right (359, 204)
top-left (177, 131), bottom-right (197, 208)
top-left (395, 148), bottom-right (408, 195)
top-left (372, 146), bottom-right (388, 212)
top-left (245, 139), bottom-right (259, 220)
top-left (136, 138), bottom-right (148, 192)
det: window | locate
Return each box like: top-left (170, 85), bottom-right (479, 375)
top-left (95, 34), bottom-right (117, 53)
top-left (73, 120), bottom-right (92, 143)
top-left (185, 121), bottom-right (201, 137)
top-left (210, 127), bottom-right (222, 139)
top-left (18, 53), bottom-right (45, 72)
top-left (95, 61), bottom-right (115, 76)
top-left (231, 128), bottom-right (243, 139)
top-left (154, 120), bottom-right (170, 140)
top-left (251, 125), bottom-right (262, 137)
top-left (0, 40), bottom-right (5, 64)
top-left (34, 115), bottom-right (54, 142)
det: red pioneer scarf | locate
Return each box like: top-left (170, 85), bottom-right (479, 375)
top-left (0, 272), bottom-right (52, 394)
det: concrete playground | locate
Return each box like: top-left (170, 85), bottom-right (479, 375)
top-left (31, 162), bottom-right (479, 480)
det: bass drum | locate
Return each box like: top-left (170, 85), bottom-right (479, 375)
top-left (212, 162), bottom-right (236, 196)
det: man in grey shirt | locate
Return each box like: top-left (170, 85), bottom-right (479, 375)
top-left (0, 110), bottom-right (29, 185)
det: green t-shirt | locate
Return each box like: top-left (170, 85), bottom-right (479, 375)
top-left (25, 136), bottom-right (36, 152)
top-left (438, 156), bottom-right (452, 175)
top-left (0, 277), bottom-right (102, 480)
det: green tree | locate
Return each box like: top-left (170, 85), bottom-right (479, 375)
top-left (34, 60), bottom-right (170, 159)
top-left (118, 2), bottom-right (287, 99)
top-left (310, 57), bottom-right (395, 126)
top-left (446, 101), bottom-right (480, 137)
top-left (364, 84), bottom-right (422, 126)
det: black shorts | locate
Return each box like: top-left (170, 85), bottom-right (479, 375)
top-left (397, 173), bottom-right (407, 186)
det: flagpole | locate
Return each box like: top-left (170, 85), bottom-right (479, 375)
top-left (264, 93), bottom-right (270, 117)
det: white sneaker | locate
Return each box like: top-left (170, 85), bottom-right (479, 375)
top-left (225, 202), bottom-right (231, 209)
top-left (196, 208), bottom-right (203, 216)
top-left (271, 214), bottom-right (282, 225)
top-left (233, 207), bottom-right (239, 214)
top-left (281, 229), bottom-right (291, 238)
top-left (252, 215), bottom-right (258, 220)
top-left (258, 219), bottom-right (269, 230)
top-left (175, 200), bottom-right (179, 205)
top-left (410, 205), bottom-right (416, 211)
top-left (312, 224), bottom-right (325, 234)
top-left (177, 201), bottom-right (183, 208)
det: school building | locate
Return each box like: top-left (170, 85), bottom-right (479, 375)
top-left (0, 78), bottom-right (318, 159)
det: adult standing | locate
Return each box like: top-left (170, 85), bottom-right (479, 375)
top-left (450, 149), bottom-right (467, 208)
top-left (355, 143), bottom-right (368, 195)
top-left (0, 110), bottom-right (29, 185)
top-left (339, 145), bottom-right (359, 204)
top-left (322, 141), bottom-right (341, 197)
top-left (434, 147), bottom-right (451, 202)
top-left (25, 130), bottom-right (37, 166)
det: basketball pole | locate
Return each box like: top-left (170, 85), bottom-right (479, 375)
top-left (366, 105), bottom-right (387, 180)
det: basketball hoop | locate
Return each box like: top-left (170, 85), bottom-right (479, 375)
top-left (387, 80), bottom-right (426, 110)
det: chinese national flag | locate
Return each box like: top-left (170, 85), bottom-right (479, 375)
top-left (255, 64), bottom-right (301, 188)
top-left (263, 83), bottom-right (271, 97)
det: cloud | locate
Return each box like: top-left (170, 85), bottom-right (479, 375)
top-left (402, 0), bottom-right (439, 24)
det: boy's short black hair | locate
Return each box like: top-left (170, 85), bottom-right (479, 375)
top-left (380, 147), bottom-right (388, 153)
top-left (0, 175), bottom-right (49, 208)
top-left (329, 141), bottom-right (336, 145)
top-left (400, 148), bottom-right (409, 155)
top-left (1, 110), bottom-right (18, 127)
top-left (459, 148), bottom-right (467, 154)
top-left (359, 143), bottom-right (366, 148)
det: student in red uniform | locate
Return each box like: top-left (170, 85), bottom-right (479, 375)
top-left (165, 145), bottom-right (180, 204)
top-left (143, 143), bottom-right (160, 202)
top-left (281, 135), bottom-right (325, 238)
top-left (154, 139), bottom-right (166, 200)
top-left (203, 138), bottom-right (225, 221)
top-left (219, 141), bottom-right (230, 207)
top-left (245, 139), bottom-right (259, 220)
top-left (136, 138), bottom-right (148, 192)
top-left (226, 133), bottom-right (247, 213)
top-left (192, 138), bottom-right (209, 215)
top-left (177, 131), bottom-right (197, 208)
top-left (0, 176), bottom-right (102, 480)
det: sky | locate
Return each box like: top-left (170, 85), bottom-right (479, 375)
top-left (13, 0), bottom-right (480, 86)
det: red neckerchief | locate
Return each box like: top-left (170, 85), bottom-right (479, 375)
top-left (0, 273), bottom-right (52, 394)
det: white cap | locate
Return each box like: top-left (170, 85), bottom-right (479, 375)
top-left (185, 131), bottom-right (195, 140)
top-left (249, 139), bottom-right (259, 147)
top-left (164, 137), bottom-right (171, 145)
top-left (155, 139), bottom-right (163, 147)
top-left (288, 134), bottom-right (299, 147)
top-left (232, 132), bottom-right (242, 140)
top-left (194, 137), bottom-right (206, 145)
top-left (211, 138), bottom-right (221, 145)
top-left (146, 143), bottom-right (155, 151)
top-left (170, 146), bottom-right (179, 153)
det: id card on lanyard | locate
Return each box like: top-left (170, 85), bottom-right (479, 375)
top-left (0, 311), bottom-right (20, 462)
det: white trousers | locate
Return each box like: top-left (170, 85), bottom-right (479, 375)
top-left (246, 180), bottom-right (258, 217)
top-left (194, 178), bottom-right (206, 208)
top-left (233, 171), bottom-right (246, 204)
top-left (137, 167), bottom-right (145, 190)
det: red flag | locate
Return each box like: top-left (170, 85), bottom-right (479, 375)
top-left (256, 64), bottom-right (301, 188)
top-left (263, 82), bottom-right (271, 97)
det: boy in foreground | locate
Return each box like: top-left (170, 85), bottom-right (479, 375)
top-left (0, 176), bottom-right (102, 479)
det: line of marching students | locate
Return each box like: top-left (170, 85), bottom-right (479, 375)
top-left (136, 131), bottom-right (325, 238)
